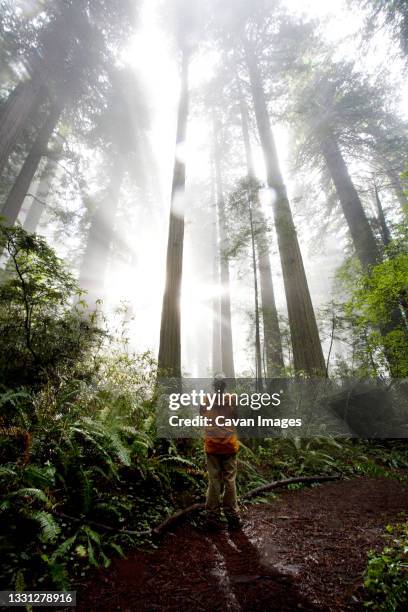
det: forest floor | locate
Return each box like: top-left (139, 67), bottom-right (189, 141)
top-left (76, 476), bottom-right (408, 612)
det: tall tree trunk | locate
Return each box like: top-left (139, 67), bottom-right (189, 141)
top-left (158, 50), bottom-right (189, 377)
top-left (319, 131), bottom-right (407, 373)
top-left (0, 79), bottom-right (47, 178)
top-left (238, 80), bottom-right (284, 376)
top-left (374, 183), bottom-right (391, 247)
top-left (244, 43), bottom-right (325, 376)
top-left (1, 101), bottom-right (62, 225)
top-left (248, 194), bottom-right (263, 389)
top-left (319, 131), bottom-right (381, 269)
top-left (385, 168), bottom-right (407, 212)
top-left (23, 156), bottom-right (57, 233)
top-left (213, 122), bottom-right (235, 379)
top-left (256, 232), bottom-right (285, 375)
top-left (211, 191), bottom-right (222, 374)
top-left (78, 155), bottom-right (126, 308)
top-left (0, 0), bottom-right (87, 178)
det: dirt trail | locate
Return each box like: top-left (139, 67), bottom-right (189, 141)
top-left (77, 477), bottom-right (408, 611)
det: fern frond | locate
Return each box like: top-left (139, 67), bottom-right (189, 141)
top-left (10, 487), bottom-right (50, 505)
top-left (32, 511), bottom-right (61, 542)
top-left (51, 535), bottom-right (77, 562)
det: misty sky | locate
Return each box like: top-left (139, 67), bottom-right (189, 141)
top-left (18, 0), bottom-right (408, 376)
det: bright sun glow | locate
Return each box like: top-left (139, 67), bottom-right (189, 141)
top-left (25, 0), bottom-right (407, 375)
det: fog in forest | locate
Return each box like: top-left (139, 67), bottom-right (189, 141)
top-left (1, 0), bottom-right (407, 378)
top-left (2, 0), bottom-right (408, 601)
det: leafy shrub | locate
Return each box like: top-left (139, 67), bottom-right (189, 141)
top-left (364, 521), bottom-right (408, 611)
top-left (0, 225), bottom-right (102, 389)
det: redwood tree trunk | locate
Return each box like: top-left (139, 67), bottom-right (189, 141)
top-left (78, 155), bottom-right (126, 308)
top-left (23, 156), bottom-right (57, 233)
top-left (0, 80), bottom-right (48, 178)
top-left (374, 183), bottom-right (391, 247)
top-left (319, 131), bottom-right (407, 373)
top-left (386, 168), bottom-right (407, 212)
top-left (211, 196), bottom-right (222, 374)
top-left (1, 101), bottom-right (62, 225)
top-left (213, 122), bottom-right (235, 379)
top-left (238, 81), bottom-right (284, 376)
top-left (158, 50), bottom-right (189, 377)
top-left (319, 131), bottom-right (381, 269)
top-left (248, 197), bottom-right (263, 388)
top-left (256, 227), bottom-right (285, 375)
top-left (245, 43), bottom-right (325, 376)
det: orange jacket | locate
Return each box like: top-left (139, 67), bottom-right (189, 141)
top-left (201, 393), bottom-right (239, 455)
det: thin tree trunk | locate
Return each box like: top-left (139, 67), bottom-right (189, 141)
top-left (319, 131), bottom-right (381, 269)
top-left (158, 49), bottom-right (189, 377)
top-left (213, 121), bottom-right (235, 379)
top-left (385, 168), bottom-right (407, 212)
top-left (320, 132), bottom-right (407, 372)
top-left (0, 80), bottom-right (47, 178)
top-left (211, 188), bottom-right (222, 374)
top-left (1, 101), bottom-right (62, 225)
top-left (0, 1), bottom-right (84, 178)
top-left (374, 183), bottom-right (391, 247)
top-left (23, 157), bottom-right (57, 233)
top-left (248, 193), bottom-right (263, 389)
top-left (244, 43), bottom-right (325, 376)
top-left (238, 80), bottom-right (284, 376)
top-left (78, 155), bottom-right (126, 308)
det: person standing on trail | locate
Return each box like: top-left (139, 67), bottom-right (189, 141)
top-left (200, 373), bottom-right (240, 531)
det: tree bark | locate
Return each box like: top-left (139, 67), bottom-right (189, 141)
top-left (213, 121), bottom-right (235, 379)
top-left (0, 4), bottom-right (72, 178)
top-left (238, 81), bottom-right (284, 376)
top-left (245, 43), bottom-right (325, 376)
top-left (1, 101), bottom-right (63, 225)
top-left (211, 199), bottom-right (222, 374)
top-left (0, 79), bottom-right (47, 178)
top-left (319, 131), bottom-right (381, 269)
top-left (386, 168), bottom-right (407, 212)
top-left (158, 49), bottom-right (189, 377)
top-left (248, 195), bottom-right (263, 388)
top-left (319, 132), bottom-right (407, 372)
top-left (374, 183), bottom-right (391, 247)
top-left (23, 156), bottom-right (57, 233)
top-left (78, 155), bottom-right (126, 308)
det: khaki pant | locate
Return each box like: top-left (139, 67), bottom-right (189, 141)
top-left (205, 453), bottom-right (239, 518)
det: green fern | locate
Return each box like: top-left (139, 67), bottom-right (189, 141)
top-left (50, 535), bottom-right (77, 562)
top-left (14, 569), bottom-right (25, 592)
top-left (158, 455), bottom-right (198, 468)
top-left (10, 488), bottom-right (51, 506)
top-left (32, 511), bottom-right (61, 542)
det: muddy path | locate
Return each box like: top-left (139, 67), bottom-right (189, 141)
top-left (77, 477), bottom-right (408, 611)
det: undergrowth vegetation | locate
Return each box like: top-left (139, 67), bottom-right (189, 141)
top-left (0, 225), bottom-right (407, 591)
top-left (364, 520), bottom-right (408, 611)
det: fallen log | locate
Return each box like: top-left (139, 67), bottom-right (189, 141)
top-left (151, 474), bottom-right (341, 536)
top-left (243, 474), bottom-right (340, 501)
top-left (54, 474), bottom-right (341, 539)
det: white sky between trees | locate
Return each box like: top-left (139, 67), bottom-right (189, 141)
top-left (18, 0), bottom-right (408, 376)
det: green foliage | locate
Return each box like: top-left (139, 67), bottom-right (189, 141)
top-left (0, 228), bottom-right (407, 593)
top-left (328, 211), bottom-right (408, 378)
top-left (0, 227), bottom-right (204, 590)
top-left (363, 521), bottom-right (408, 611)
top-left (0, 224), bottom-right (103, 388)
